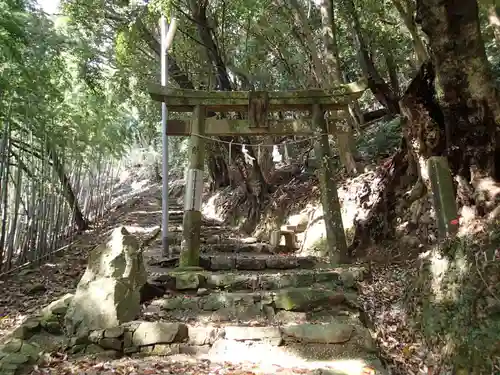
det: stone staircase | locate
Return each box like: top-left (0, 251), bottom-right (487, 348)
top-left (138, 198), bottom-right (387, 375)
top-left (0, 193), bottom-right (388, 375)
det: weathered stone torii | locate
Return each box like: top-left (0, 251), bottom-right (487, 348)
top-left (148, 80), bottom-right (366, 267)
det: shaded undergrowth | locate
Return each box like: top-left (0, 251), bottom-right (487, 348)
top-left (404, 227), bottom-right (500, 373)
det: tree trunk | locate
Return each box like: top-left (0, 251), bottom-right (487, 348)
top-left (189, 0), bottom-right (270, 229)
top-left (342, 0), bottom-right (401, 114)
top-left (46, 143), bottom-right (89, 232)
top-left (287, 0), bottom-right (328, 86)
top-left (391, 0), bottom-right (429, 66)
top-left (383, 40), bottom-right (401, 97)
top-left (287, 0), bottom-right (360, 174)
top-left (207, 144), bottom-right (230, 190)
top-left (319, 0), bottom-right (361, 175)
top-left (416, 0), bottom-right (500, 182)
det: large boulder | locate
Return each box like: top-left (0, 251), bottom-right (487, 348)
top-left (64, 227), bottom-right (147, 337)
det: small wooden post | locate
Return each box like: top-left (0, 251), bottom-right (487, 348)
top-left (311, 104), bottom-right (349, 263)
top-left (179, 105), bottom-right (206, 269)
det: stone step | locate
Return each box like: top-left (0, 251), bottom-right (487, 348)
top-left (131, 210), bottom-right (221, 226)
top-left (147, 253), bottom-right (323, 271)
top-left (143, 296), bottom-right (362, 326)
top-left (150, 267), bottom-right (365, 292)
top-left (151, 242), bottom-right (275, 256)
top-left (78, 321), bottom-right (385, 375)
top-left (142, 286), bottom-right (359, 326)
top-left (44, 319), bottom-right (387, 375)
top-left (201, 242), bottom-right (274, 253)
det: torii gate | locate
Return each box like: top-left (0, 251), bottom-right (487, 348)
top-left (148, 80), bottom-right (366, 268)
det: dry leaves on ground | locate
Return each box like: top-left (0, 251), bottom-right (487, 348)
top-left (359, 259), bottom-right (431, 375)
top-left (30, 355), bottom-right (320, 375)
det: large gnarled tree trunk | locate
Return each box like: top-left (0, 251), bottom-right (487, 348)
top-left (414, 0), bottom-right (500, 196)
top-left (350, 0), bottom-right (500, 255)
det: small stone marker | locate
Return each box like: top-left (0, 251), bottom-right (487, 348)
top-left (427, 156), bottom-right (459, 238)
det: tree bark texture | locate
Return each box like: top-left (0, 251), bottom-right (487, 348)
top-left (391, 0), bottom-right (429, 66)
top-left (416, 0), bottom-right (500, 181)
top-left (341, 0), bottom-right (401, 114)
top-left (189, 0), bottom-right (270, 230)
top-left (349, 0), bottom-right (500, 253)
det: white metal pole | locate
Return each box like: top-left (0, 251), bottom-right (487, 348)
top-left (160, 15), bottom-right (169, 257)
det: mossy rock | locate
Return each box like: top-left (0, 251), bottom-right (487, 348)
top-left (2, 339), bottom-right (23, 353)
top-left (40, 316), bottom-right (63, 335)
top-left (0, 338), bottom-right (44, 374)
top-left (152, 296), bottom-right (200, 311)
top-left (85, 344), bottom-right (106, 354)
top-left (27, 332), bottom-right (66, 353)
top-left (19, 342), bottom-right (42, 362)
top-left (68, 344), bottom-right (87, 354)
top-left (41, 294), bottom-right (74, 317)
top-left (11, 319), bottom-right (41, 340)
top-left (1, 352), bottom-right (30, 366)
top-left (274, 287), bottom-right (345, 311)
top-left (172, 272), bottom-right (205, 290)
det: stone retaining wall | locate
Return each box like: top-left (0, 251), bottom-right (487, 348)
top-left (1, 318), bottom-right (375, 360)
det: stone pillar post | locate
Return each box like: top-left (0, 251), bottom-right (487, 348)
top-left (312, 104), bottom-right (349, 263)
top-left (428, 156), bottom-right (459, 239)
top-left (179, 105), bottom-right (206, 269)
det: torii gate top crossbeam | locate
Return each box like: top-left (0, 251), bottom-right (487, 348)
top-left (148, 79), bottom-right (367, 112)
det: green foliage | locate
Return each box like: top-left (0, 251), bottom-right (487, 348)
top-left (310, 236), bottom-right (328, 257)
top-left (0, 1), bottom-right (133, 165)
top-left (147, 0), bottom-right (173, 18)
top-left (356, 117), bottom-right (402, 159)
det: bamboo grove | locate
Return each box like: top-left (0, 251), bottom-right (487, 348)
top-left (0, 0), bottom-right (134, 273)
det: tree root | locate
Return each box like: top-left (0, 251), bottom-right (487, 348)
top-left (348, 146), bottom-right (409, 256)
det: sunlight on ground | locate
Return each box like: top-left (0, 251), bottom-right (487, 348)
top-left (0, 314), bottom-right (28, 343)
top-left (122, 225), bottom-right (159, 235)
top-left (424, 249), bottom-right (450, 303)
top-left (457, 205), bottom-right (485, 237)
top-left (421, 244), bottom-right (469, 303)
top-left (298, 203), bottom-right (356, 252)
top-left (131, 180), bottom-right (151, 191)
top-left (202, 192), bottom-right (225, 222)
top-left (110, 175), bottom-right (155, 208)
top-left (203, 343), bottom-right (373, 375)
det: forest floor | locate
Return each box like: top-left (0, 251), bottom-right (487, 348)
top-left (0, 168), bottom-right (435, 375)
